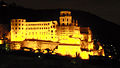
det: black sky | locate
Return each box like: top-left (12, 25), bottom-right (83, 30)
top-left (5, 0), bottom-right (120, 25)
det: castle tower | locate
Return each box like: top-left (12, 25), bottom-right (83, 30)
top-left (59, 11), bottom-right (72, 26)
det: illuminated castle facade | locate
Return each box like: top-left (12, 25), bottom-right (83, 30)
top-left (11, 11), bottom-right (92, 44)
top-left (11, 20), bottom-right (58, 42)
top-left (10, 11), bottom-right (105, 59)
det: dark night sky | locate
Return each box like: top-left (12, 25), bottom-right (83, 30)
top-left (5, 0), bottom-right (120, 25)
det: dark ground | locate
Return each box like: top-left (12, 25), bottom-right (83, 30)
top-left (0, 50), bottom-right (119, 68)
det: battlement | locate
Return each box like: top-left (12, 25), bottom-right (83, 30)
top-left (60, 11), bottom-right (71, 16)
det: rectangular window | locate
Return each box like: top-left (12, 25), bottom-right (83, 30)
top-left (63, 19), bottom-right (64, 21)
top-left (15, 32), bottom-right (17, 34)
top-left (51, 30), bottom-right (53, 32)
top-left (53, 25), bottom-right (55, 28)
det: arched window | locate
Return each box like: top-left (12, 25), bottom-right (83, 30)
top-left (62, 23), bottom-right (65, 26)
top-left (63, 19), bottom-right (64, 21)
top-left (67, 23), bottom-right (68, 26)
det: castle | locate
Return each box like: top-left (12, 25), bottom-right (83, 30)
top-left (10, 11), bottom-right (105, 59)
top-left (11, 11), bottom-right (92, 44)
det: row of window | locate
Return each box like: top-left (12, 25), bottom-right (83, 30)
top-left (11, 23), bottom-right (51, 26)
top-left (12, 20), bottom-right (26, 22)
top-left (12, 26), bottom-right (55, 30)
top-left (15, 35), bottom-right (56, 39)
top-left (12, 27), bottom-right (24, 30)
top-left (26, 27), bottom-right (51, 30)
top-left (14, 31), bottom-right (55, 35)
top-left (26, 32), bottom-right (50, 35)
top-left (26, 23), bottom-right (50, 26)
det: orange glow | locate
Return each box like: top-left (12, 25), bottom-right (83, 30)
top-left (10, 43), bottom-right (21, 50)
top-left (55, 45), bottom-right (81, 58)
top-left (0, 40), bottom-right (3, 44)
top-left (10, 11), bottom-right (105, 60)
top-left (80, 51), bottom-right (89, 60)
top-left (108, 55), bottom-right (112, 58)
top-left (43, 50), bottom-right (48, 54)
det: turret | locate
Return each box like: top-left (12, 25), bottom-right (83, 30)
top-left (59, 11), bottom-right (72, 26)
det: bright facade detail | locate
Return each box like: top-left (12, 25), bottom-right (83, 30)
top-left (11, 20), bottom-right (58, 42)
top-left (10, 11), bottom-right (105, 60)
